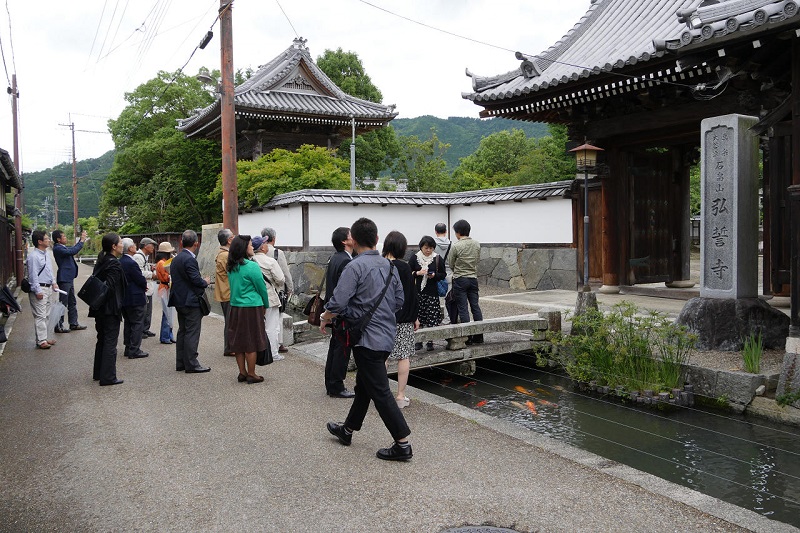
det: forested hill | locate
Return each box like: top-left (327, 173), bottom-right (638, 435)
top-left (391, 116), bottom-right (548, 169)
top-left (22, 150), bottom-right (114, 225)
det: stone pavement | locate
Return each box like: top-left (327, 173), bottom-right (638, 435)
top-left (0, 269), bottom-right (794, 532)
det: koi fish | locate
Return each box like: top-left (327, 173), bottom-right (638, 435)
top-left (514, 385), bottom-right (535, 396)
top-left (440, 377), bottom-right (453, 385)
top-left (475, 400), bottom-right (487, 408)
top-left (537, 399), bottom-right (556, 407)
top-left (535, 388), bottom-right (553, 396)
top-left (551, 385), bottom-right (565, 392)
top-left (462, 381), bottom-right (477, 388)
top-left (510, 401), bottom-right (527, 410)
top-left (526, 401), bottom-right (538, 415)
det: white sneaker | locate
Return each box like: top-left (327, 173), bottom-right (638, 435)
top-left (273, 353), bottom-right (285, 361)
top-left (396, 397), bottom-right (410, 409)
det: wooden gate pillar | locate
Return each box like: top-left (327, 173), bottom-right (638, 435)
top-left (599, 147), bottom-right (619, 293)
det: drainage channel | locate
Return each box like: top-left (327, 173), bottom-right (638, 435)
top-left (408, 353), bottom-right (800, 529)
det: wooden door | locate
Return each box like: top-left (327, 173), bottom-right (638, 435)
top-left (629, 151), bottom-right (674, 284)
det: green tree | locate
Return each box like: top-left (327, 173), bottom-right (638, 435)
top-left (102, 69), bottom-right (223, 232)
top-left (215, 145), bottom-right (349, 209)
top-left (395, 130), bottom-right (450, 192)
top-left (316, 48), bottom-right (382, 103)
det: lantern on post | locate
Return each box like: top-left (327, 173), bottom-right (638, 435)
top-left (569, 142), bottom-right (604, 291)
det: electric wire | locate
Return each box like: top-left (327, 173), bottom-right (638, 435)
top-left (357, 0), bottom-right (714, 95)
top-left (501, 347), bottom-right (800, 440)
top-left (106, 0), bottom-right (131, 62)
top-left (86, 0), bottom-right (111, 68)
top-left (97, 0), bottom-right (121, 62)
top-left (483, 353), bottom-right (800, 457)
top-left (4, 0), bottom-right (15, 74)
top-left (408, 364), bottom-right (800, 508)
top-left (275, 0), bottom-right (299, 38)
top-left (0, 26), bottom-right (10, 86)
top-left (95, 1), bottom-right (158, 64)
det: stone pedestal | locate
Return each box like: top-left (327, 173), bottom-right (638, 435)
top-left (776, 336), bottom-right (800, 407)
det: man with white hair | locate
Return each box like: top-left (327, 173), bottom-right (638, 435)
top-left (119, 238), bottom-right (149, 359)
top-left (261, 227), bottom-right (293, 353)
top-left (134, 237), bottom-right (157, 338)
top-left (251, 236), bottom-right (286, 362)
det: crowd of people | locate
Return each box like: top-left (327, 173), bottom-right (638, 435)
top-left (23, 218), bottom-right (484, 461)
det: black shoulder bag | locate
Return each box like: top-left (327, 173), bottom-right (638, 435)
top-left (334, 262), bottom-right (394, 349)
top-left (273, 248), bottom-right (289, 312)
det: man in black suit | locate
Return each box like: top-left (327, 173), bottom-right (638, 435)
top-left (120, 238), bottom-right (149, 359)
top-left (168, 230), bottom-right (211, 373)
top-left (52, 228), bottom-right (88, 333)
top-left (322, 227), bottom-right (355, 398)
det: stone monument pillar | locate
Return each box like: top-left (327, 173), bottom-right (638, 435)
top-left (677, 114), bottom-right (789, 350)
top-left (700, 114), bottom-right (758, 298)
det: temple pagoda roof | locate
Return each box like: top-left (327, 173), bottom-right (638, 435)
top-left (178, 37), bottom-right (398, 138)
top-left (463, 0), bottom-right (800, 107)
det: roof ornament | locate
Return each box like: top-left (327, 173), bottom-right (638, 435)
top-left (292, 37), bottom-right (308, 50)
top-left (515, 51), bottom-right (541, 78)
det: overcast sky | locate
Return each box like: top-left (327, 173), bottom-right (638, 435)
top-left (0, 0), bottom-right (590, 173)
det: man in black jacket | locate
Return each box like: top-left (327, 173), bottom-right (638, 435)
top-left (168, 230), bottom-right (211, 373)
top-left (52, 229), bottom-right (88, 333)
top-left (119, 238), bottom-right (149, 359)
top-left (323, 227), bottom-right (355, 398)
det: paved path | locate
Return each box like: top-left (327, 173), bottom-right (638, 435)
top-left (0, 269), bottom-right (793, 532)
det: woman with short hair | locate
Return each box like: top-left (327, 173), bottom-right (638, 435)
top-left (226, 235), bottom-right (270, 384)
top-left (409, 235), bottom-right (446, 351)
top-left (382, 230), bottom-right (418, 408)
top-left (90, 232), bottom-right (127, 386)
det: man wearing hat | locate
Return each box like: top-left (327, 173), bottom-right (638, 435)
top-left (154, 241), bottom-right (177, 344)
top-left (134, 237), bottom-right (158, 338)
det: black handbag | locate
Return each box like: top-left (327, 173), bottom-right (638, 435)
top-left (256, 334), bottom-right (273, 365)
top-left (78, 274), bottom-right (110, 310)
top-left (198, 290), bottom-right (211, 316)
top-left (20, 263), bottom-right (46, 294)
top-left (277, 289), bottom-right (288, 313)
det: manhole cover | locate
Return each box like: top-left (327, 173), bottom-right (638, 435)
top-left (442, 528), bottom-right (522, 533)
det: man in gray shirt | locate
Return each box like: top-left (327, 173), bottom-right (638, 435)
top-left (27, 230), bottom-right (58, 350)
top-left (321, 217), bottom-right (413, 461)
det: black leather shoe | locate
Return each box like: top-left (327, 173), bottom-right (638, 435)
top-left (176, 367), bottom-right (186, 372)
top-left (143, 331), bottom-right (156, 338)
top-left (54, 326), bottom-right (70, 333)
top-left (185, 366), bottom-right (211, 373)
top-left (128, 352), bottom-right (149, 359)
top-left (99, 378), bottom-right (124, 386)
top-left (376, 442), bottom-right (413, 461)
top-left (328, 389), bottom-right (355, 398)
top-left (69, 324), bottom-right (88, 331)
top-left (326, 422), bottom-right (352, 446)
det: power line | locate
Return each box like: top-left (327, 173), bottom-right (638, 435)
top-left (4, 0), bottom-right (15, 74)
top-left (96, 0), bottom-right (123, 61)
top-left (86, 0), bottom-right (110, 67)
top-left (275, 0), bottom-right (299, 38)
top-left (356, 0), bottom-right (704, 94)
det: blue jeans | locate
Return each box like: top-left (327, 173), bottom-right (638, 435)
top-left (453, 276), bottom-right (483, 324)
top-left (160, 308), bottom-right (174, 342)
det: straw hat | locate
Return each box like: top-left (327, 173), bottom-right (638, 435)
top-left (158, 242), bottom-right (176, 253)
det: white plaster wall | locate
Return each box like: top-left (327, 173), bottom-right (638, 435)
top-left (449, 198), bottom-right (572, 243)
top-left (236, 196), bottom-right (573, 247)
top-left (308, 204), bottom-right (448, 247)
top-left (238, 206), bottom-right (303, 246)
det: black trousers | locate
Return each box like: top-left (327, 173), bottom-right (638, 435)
top-left (345, 346), bottom-right (410, 441)
top-left (93, 314), bottom-right (120, 383)
top-left (57, 280), bottom-right (78, 328)
top-left (325, 334), bottom-right (351, 394)
top-left (453, 276), bottom-right (483, 324)
top-left (175, 306), bottom-right (204, 371)
top-left (220, 300), bottom-right (231, 355)
top-left (143, 294), bottom-right (153, 332)
top-left (121, 305), bottom-right (146, 356)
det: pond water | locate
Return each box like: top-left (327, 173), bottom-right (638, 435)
top-left (407, 353), bottom-right (800, 529)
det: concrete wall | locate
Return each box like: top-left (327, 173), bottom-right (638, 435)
top-left (238, 205), bottom-right (303, 244)
top-left (450, 199), bottom-right (571, 244)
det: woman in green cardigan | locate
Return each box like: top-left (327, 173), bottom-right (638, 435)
top-left (226, 235), bottom-right (270, 384)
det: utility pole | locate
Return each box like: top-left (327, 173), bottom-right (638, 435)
top-left (219, 0), bottom-right (238, 233)
top-left (59, 119), bottom-right (78, 234)
top-left (53, 180), bottom-right (60, 228)
top-left (10, 74), bottom-right (23, 282)
top-left (350, 116), bottom-right (356, 190)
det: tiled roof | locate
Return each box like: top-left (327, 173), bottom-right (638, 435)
top-left (463, 0), bottom-right (800, 104)
top-left (178, 38), bottom-right (397, 134)
top-left (243, 181), bottom-right (572, 211)
top-left (0, 147), bottom-right (21, 190)
top-left (654, 0), bottom-right (800, 52)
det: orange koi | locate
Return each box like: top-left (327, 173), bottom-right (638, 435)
top-left (475, 400), bottom-right (487, 408)
top-left (538, 399), bottom-right (556, 407)
top-left (535, 388), bottom-right (553, 396)
top-left (526, 401), bottom-right (538, 415)
top-left (462, 381), bottom-right (477, 388)
top-left (514, 385), bottom-right (535, 396)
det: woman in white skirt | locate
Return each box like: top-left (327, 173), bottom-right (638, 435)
top-left (382, 230), bottom-right (418, 408)
top-left (252, 236), bottom-right (285, 363)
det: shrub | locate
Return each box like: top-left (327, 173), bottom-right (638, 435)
top-left (742, 332), bottom-right (763, 374)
